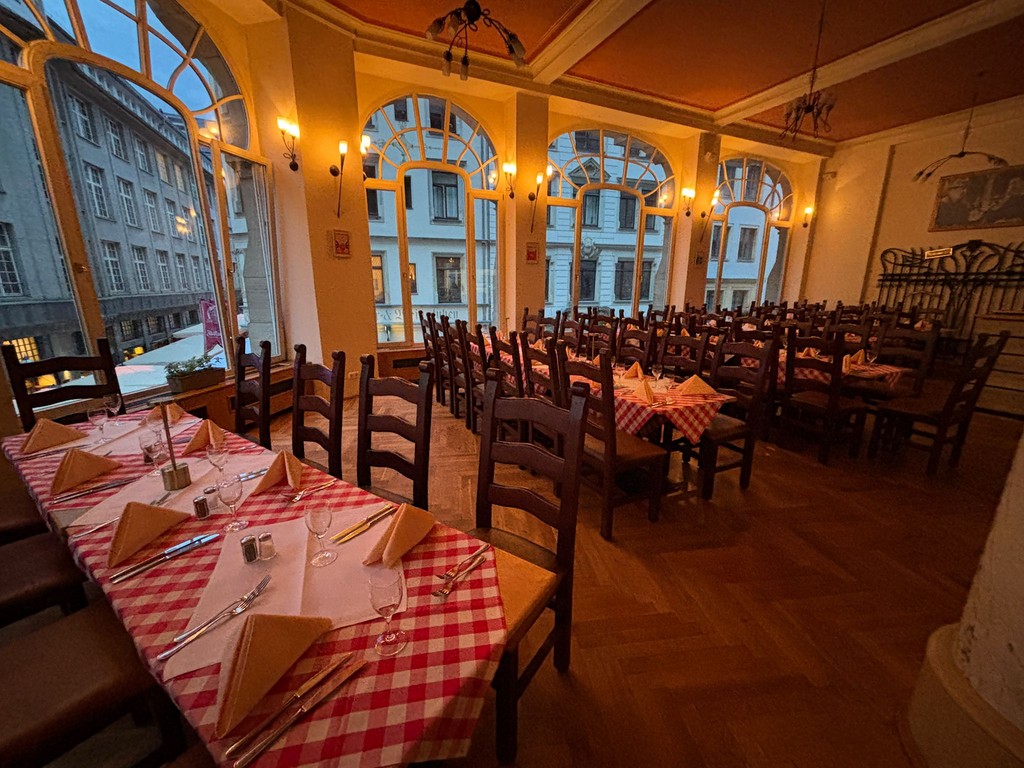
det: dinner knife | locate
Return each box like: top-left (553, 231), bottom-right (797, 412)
top-left (51, 478), bottom-right (137, 503)
top-left (330, 504), bottom-right (396, 544)
top-left (223, 653), bottom-right (354, 759)
top-left (110, 533), bottom-right (220, 584)
top-left (233, 659), bottom-right (368, 768)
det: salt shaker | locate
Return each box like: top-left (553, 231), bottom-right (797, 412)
top-left (257, 532), bottom-right (276, 560)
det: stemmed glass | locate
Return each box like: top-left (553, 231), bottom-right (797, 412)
top-left (139, 434), bottom-right (168, 476)
top-left (303, 503), bottom-right (337, 568)
top-left (217, 474), bottom-right (247, 532)
top-left (87, 406), bottom-right (109, 443)
top-left (207, 444), bottom-right (229, 474)
top-left (103, 393), bottom-right (123, 427)
top-left (368, 568), bottom-right (407, 657)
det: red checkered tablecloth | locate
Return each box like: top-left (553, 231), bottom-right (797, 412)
top-left (752, 349), bottom-right (909, 389)
top-left (3, 418), bottom-right (506, 767)
top-left (612, 383), bottom-right (728, 443)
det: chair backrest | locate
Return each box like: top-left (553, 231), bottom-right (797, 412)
top-left (658, 329), bottom-right (711, 379)
top-left (557, 347), bottom-right (616, 458)
top-left (784, 326), bottom-right (844, 406)
top-left (357, 354), bottom-right (434, 508)
top-left (521, 307), bottom-right (560, 344)
top-left (645, 304), bottom-right (674, 328)
top-left (521, 335), bottom-right (562, 406)
top-left (559, 315), bottom-right (588, 353)
top-left (874, 324), bottom-right (940, 396)
top-left (587, 316), bottom-right (618, 359)
top-left (475, 369), bottom-right (589, 576)
top-left (291, 344), bottom-right (345, 478)
top-left (940, 331), bottom-right (1010, 420)
top-left (442, 315), bottom-right (469, 386)
top-left (710, 338), bottom-right (777, 429)
top-left (2, 338), bottom-right (125, 430)
top-left (418, 310), bottom-right (434, 359)
top-left (234, 336), bottom-right (272, 448)
top-left (616, 323), bottom-right (656, 371)
top-left (489, 327), bottom-right (525, 398)
top-left (462, 321), bottom-right (489, 391)
top-left (827, 322), bottom-right (871, 354)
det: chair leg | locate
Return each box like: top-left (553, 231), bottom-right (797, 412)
top-left (868, 412), bottom-right (885, 458)
top-left (60, 583), bottom-right (88, 616)
top-left (647, 460), bottom-right (663, 522)
top-left (950, 421), bottom-right (970, 468)
top-left (494, 648), bottom-right (520, 765)
top-left (553, 581), bottom-right (573, 672)
top-left (927, 426), bottom-right (947, 475)
top-left (699, 440), bottom-right (717, 499)
top-left (600, 471), bottom-right (615, 541)
top-left (850, 410), bottom-right (867, 458)
top-left (739, 435), bottom-right (756, 489)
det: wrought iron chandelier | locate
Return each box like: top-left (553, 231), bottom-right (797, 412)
top-left (425, 1), bottom-right (526, 81)
top-left (913, 73), bottom-right (1008, 181)
top-left (781, 0), bottom-right (836, 140)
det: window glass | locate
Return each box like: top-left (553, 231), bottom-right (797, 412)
top-left (641, 217), bottom-right (671, 310)
top-left (582, 190), bottom-right (600, 228)
top-left (474, 198), bottom-right (498, 328)
top-left (435, 255), bottom-right (463, 304)
top-left (368, 189), bottom-right (404, 343)
top-left (431, 171), bottom-right (461, 221)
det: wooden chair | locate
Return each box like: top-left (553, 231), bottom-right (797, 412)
top-left (616, 323), bottom-right (656, 372)
top-left (520, 336), bottom-right (561, 407)
top-left (489, 327), bottom-right (526, 442)
top-left (428, 313), bottom-right (450, 407)
top-left (521, 308), bottom-right (560, 344)
top-left (586, 316), bottom-right (618, 360)
top-left (356, 355), bottom-right (434, 509)
top-left (419, 311), bottom-right (446, 406)
top-left (780, 327), bottom-right (867, 465)
top-left (658, 329), bottom-right (711, 381)
top-left (291, 344), bottom-right (345, 479)
top-left (645, 304), bottom-right (675, 328)
top-left (869, 332), bottom-right (1009, 475)
top-left (461, 321), bottom-right (489, 433)
top-left (846, 324), bottom-right (940, 402)
top-left (827, 322), bottom-right (871, 354)
top-left (234, 336), bottom-right (271, 449)
top-left (557, 350), bottom-right (666, 540)
top-left (471, 370), bottom-right (589, 764)
top-left (2, 338), bottom-right (125, 430)
top-left (440, 315), bottom-right (467, 419)
top-left (559, 314), bottom-right (587, 354)
top-left (0, 532), bottom-right (86, 629)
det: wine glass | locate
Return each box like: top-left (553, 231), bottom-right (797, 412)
top-left (368, 568), bottom-right (407, 657)
top-left (303, 503), bottom-right (337, 567)
top-left (103, 393), bottom-right (123, 427)
top-left (206, 444), bottom-right (228, 474)
top-left (87, 406), bottom-right (109, 443)
top-left (217, 474), bottom-right (247, 532)
top-left (140, 435), bottom-right (168, 477)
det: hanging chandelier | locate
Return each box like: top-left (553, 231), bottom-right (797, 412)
top-left (425, 1), bottom-right (526, 81)
top-left (781, 0), bottom-right (836, 140)
top-left (913, 72), bottom-right (1008, 181)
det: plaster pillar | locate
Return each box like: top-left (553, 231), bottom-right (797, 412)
top-left (502, 92), bottom-right (549, 331)
top-left (681, 132), bottom-right (721, 308)
top-left (907, 432), bottom-right (1024, 767)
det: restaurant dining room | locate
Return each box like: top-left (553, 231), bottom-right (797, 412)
top-left (1, 0), bottom-right (1024, 766)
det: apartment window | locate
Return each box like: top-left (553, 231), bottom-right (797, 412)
top-left (3, 336), bottom-right (39, 362)
top-left (404, 176), bottom-right (413, 210)
top-left (371, 253), bottom-right (385, 303)
top-left (614, 260), bottom-right (634, 302)
top-left (184, 208), bottom-right (196, 241)
top-left (146, 316), bottom-right (165, 334)
top-left (642, 185), bottom-right (658, 231)
top-left (428, 102), bottom-right (457, 132)
top-left (545, 259), bottom-right (551, 302)
top-left (144, 189), bottom-right (160, 231)
top-left (364, 163), bottom-right (379, 219)
top-left (435, 255), bottom-right (462, 303)
top-left (737, 226), bottom-right (757, 262)
top-left (69, 95), bottom-right (96, 142)
top-left (119, 319), bottom-right (141, 339)
top-left (131, 246), bottom-right (150, 290)
top-left (174, 163), bottom-right (186, 191)
top-left (579, 259), bottom-right (597, 302)
top-left (639, 259), bottom-right (653, 301)
top-left (409, 263), bottom-right (418, 294)
top-left (582, 191), bottom-right (600, 228)
top-left (117, 178), bottom-right (139, 227)
top-left (431, 171), bottom-right (460, 221)
top-left (732, 290), bottom-right (749, 310)
top-left (165, 199), bottom-right (179, 236)
top-left (157, 250), bottom-right (172, 290)
top-left (133, 134), bottom-right (152, 172)
top-left (156, 152), bottom-right (170, 183)
top-left (709, 222), bottom-right (722, 260)
top-left (84, 164), bottom-right (110, 218)
top-left (574, 130), bottom-right (600, 153)
top-left (393, 100), bottom-right (408, 122)
top-left (191, 255), bottom-right (204, 288)
top-left (0, 222), bottom-right (23, 295)
top-left (175, 253), bottom-right (188, 287)
top-left (705, 289), bottom-right (716, 308)
top-left (105, 117), bottom-right (128, 159)
top-left (102, 242), bottom-right (125, 292)
top-left (618, 193), bottom-right (637, 230)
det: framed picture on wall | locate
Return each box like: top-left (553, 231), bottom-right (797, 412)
top-left (930, 164), bottom-right (1024, 232)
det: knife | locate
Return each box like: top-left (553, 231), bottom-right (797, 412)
top-left (238, 468), bottom-right (269, 482)
top-left (51, 478), bottom-right (137, 503)
top-left (223, 654), bottom-right (354, 759)
top-left (330, 504), bottom-right (396, 544)
top-left (110, 533), bottom-right (220, 584)
top-left (233, 659), bottom-right (368, 768)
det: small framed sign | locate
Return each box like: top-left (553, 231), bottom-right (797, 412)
top-left (525, 242), bottom-right (539, 264)
top-left (331, 229), bottom-right (351, 258)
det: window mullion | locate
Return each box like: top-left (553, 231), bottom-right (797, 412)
top-left (208, 140), bottom-right (239, 367)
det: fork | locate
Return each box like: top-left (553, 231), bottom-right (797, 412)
top-left (437, 544), bottom-right (489, 581)
top-left (432, 553), bottom-right (486, 598)
top-left (158, 574), bottom-right (271, 660)
top-left (280, 480), bottom-right (336, 503)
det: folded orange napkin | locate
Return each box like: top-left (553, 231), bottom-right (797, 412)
top-left (850, 349), bottom-right (867, 365)
top-left (182, 420), bottom-right (226, 455)
top-left (214, 613), bottom-right (332, 737)
top-left (21, 419), bottom-right (85, 455)
top-left (680, 328), bottom-right (691, 338)
top-left (531, 338), bottom-right (546, 351)
top-left (51, 449), bottom-right (122, 495)
top-left (914, 320), bottom-right (933, 331)
top-left (107, 502), bottom-right (190, 567)
top-left (842, 354), bottom-right (852, 375)
top-left (363, 503), bottom-right (435, 568)
top-left (742, 323), bottom-right (757, 331)
top-left (753, 340), bottom-right (765, 349)
top-left (623, 361), bottom-right (644, 379)
top-left (676, 375), bottom-right (717, 396)
top-left (252, 451), bottom-right (306, 495)
top-left (797, 347), bottom-right (819, 359)
top-left (145, 402), bottom-right (187, 425)
top-left (592, 354), bottom-right (602, 368)
top-left (636, 378), bottom-right (656, 404)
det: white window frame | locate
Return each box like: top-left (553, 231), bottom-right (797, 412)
top-left (143, 189), bottom-right (160, 231)
top-left (133, 134), bottom-right (152, 173)
top-left (69, 95), bottom-right (96, 142)
top-left (105, 117), bottom-right (127, 159)
top-left (84, 163), bottom-right (110, 218)
top-left (102, 241), bottom-right (125, 292)
top-left (131, 245), bottom-right (150, 290)
top-left (0, 222), bottom-right (23, 296)
top-left (117, 177), bottom-right (138, 227)
top-left (156, 250), bottom-right (172, 290)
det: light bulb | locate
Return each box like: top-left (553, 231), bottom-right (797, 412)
top-left (546, 164), bottom-right (554, 177)
top-left (339, 141), bottom-right (348, 155)
top-left (502, 162), bottom-right (516, 175)
top-left (535, 173), bottom-right (543, 186)
top-left (804, 206), bottom-right (814, 215)
top-left (276, 116), bottom-right (289, 132)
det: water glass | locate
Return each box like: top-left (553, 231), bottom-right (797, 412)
top-left (368, 568), bottom-right (407, 657)
top-left (303, 503), bottom-right (337, 568)
top-left (207, 444), bottom-right (228, 473)
top-left (139, 435), bottom-right (168, 476)
top-left (103, 393), bottom-right (123, 426)
top-left (87, 406), bottom-right (108, 442)
top-left (217, 474), bottom-right (247, 532)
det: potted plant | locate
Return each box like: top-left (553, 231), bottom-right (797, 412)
top-left (164, 354), bottom-right (225, 394)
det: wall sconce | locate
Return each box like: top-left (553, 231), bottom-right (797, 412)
top-left (329, 141), bottom-right (348, 217)
top-left (699, 191), bottom-right (720, 242)
top-left (360, 135), bottom-right (371, 180)
top-left (681, 187), bottom-right (695, 217)
top-left (802, 206), bottom-right (814, 228)
top-left (528, 168), bottom-right (549, 233)
top-left (277, 117), bottom-right (300, 172)
top-left (502, 161), bottom-right (516, 198)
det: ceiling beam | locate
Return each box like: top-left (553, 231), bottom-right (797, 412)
top-left (531, 0), bottom-right (656, 85)
top-left (713, 0), bottom-right (1024, 127)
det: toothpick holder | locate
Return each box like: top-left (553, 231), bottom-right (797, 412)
top-left (153, 396), bottom-right (191, 490)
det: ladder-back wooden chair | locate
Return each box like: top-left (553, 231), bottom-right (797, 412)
top-left (234, 336), bottom-right (272, 449)
top-left (291, 344), bottom-right (345, 479)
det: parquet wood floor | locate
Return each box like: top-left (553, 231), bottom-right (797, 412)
top-left (277, 400), bottom-right (1022, 768)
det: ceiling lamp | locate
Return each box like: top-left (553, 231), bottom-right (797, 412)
top-left (425, 1), bottom-right (526, 81)
top-left (781, 0), bottom-right (836, 140)
top-left (914, 72), bottom-right (1008, 181)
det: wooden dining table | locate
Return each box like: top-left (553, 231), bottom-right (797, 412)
top-left (2, 415), bottom-right (508, 767)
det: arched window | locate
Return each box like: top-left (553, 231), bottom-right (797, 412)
top-left (546, 129), bottom-right (676, 315)
top-left (705, 157), bottom-right (793, 310)
top-left (362, 94), bottom-right (500, 343)
top-left (0, 0), bottom-right (279, 397)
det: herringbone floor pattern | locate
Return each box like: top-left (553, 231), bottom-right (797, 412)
top-left (281, 398), bottom-right (1021, 768)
